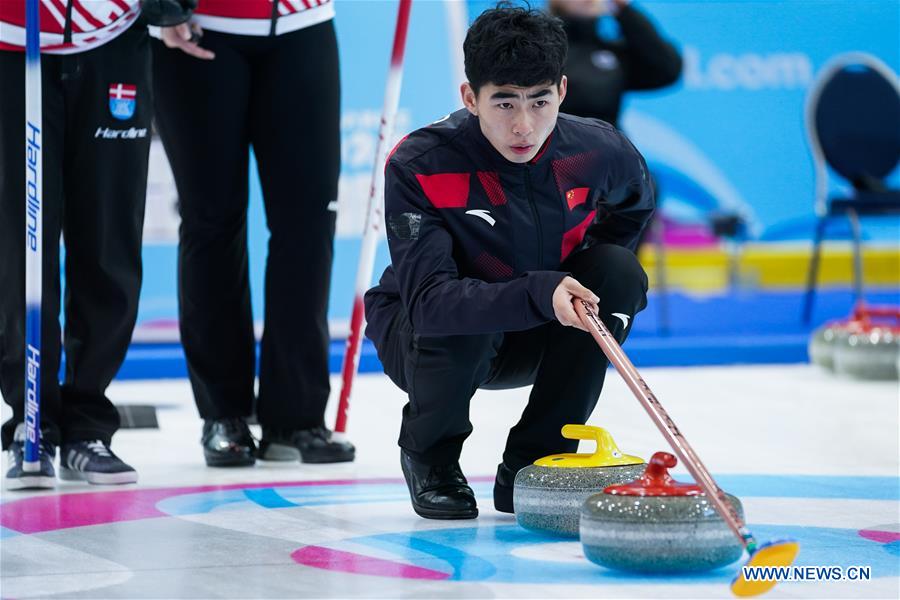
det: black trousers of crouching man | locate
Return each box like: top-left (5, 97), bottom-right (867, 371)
top-left (373, 244), bottom-right (648, 470)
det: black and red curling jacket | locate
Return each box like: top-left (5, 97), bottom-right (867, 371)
top-left (364, 109), bottom-right (654, 341)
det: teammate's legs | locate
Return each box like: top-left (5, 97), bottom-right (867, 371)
top-left (152, 33), bottom-right (255, 419)
top-left (0, 51), bottom-right (65, 450)
top-left (60, 26), bottom-right (152, 444)
top-left (247, 22), bottom-right (340, 430)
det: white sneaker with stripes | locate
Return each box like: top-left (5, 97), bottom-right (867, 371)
top-left (59, 440), bottom-right (138, 485)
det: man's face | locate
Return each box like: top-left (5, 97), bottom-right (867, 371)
top-left (461, 77), bottom-right (567, 164)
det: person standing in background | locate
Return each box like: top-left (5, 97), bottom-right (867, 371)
top-left (152, 0), bottom-right (355, 467)
top-left (548, 0), bottom-right (681, 128)
top-left (0, 0), bottom-right (189, 489)
top-left (550, 0), bottom-right (681, 257)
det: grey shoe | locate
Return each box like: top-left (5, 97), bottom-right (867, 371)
top-left (60, 440), bottom-right (137, 485)
top-left (258, 426), bottom-right (355, 463)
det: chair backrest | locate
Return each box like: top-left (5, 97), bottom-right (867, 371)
top-left (805, 53), bottom-right (900, 215)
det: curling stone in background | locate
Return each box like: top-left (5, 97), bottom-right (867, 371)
top-left (833, 324), bottom-right (899, 380)
top-left (514, 425), bottom-right (644, 538)
top-left (581, 451), bottom-right (744, 573)
top-left (809, 305), bottom-right (900, 380)
top-left (809, 321), bottom-right (850, 371)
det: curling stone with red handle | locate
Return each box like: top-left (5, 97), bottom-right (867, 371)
top-left (580, 451), bottom-right (744, 573)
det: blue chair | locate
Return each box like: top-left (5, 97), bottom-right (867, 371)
top-left (802, 53), bottom-right (900, 323)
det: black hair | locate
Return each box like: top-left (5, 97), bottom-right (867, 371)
top-left (463, 2), bottom-right (568, 95)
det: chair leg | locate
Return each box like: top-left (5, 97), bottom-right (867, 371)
top-left (652, 216), bottom-right (671, 336)
top-left (803, 217), bottom-right (827, 324)
top-left (847, 208), bottom-right (864, 307)
top-left (726, 239), bottom-right (741, 291)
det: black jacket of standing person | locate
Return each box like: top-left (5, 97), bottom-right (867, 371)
top-left (557, 2), bottom-right (682, 127)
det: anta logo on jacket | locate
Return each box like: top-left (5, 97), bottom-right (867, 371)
top-left (365, 109), bottom-right (654, 341)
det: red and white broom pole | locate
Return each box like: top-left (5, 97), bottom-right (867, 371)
top-left (334, 0), bottom-right (413, 438)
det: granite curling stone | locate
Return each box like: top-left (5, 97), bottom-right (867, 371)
top-left (808, 321), bottom-right (849, 371)
top-left (832, 323), bottom-right (899, 380)
top-left (514, 425), bottom-right (645, 538)
top-left (580, 451), bottom-right (744, 573)
top-left (810, 305), bottom-right (900, 379)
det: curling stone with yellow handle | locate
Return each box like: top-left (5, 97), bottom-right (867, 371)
top-left (513, 425), bottom-right (645, 537)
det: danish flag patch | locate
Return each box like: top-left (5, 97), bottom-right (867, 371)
top-left (108, 83), bottom-right (137, 120)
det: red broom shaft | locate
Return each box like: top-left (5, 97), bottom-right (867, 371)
top-left (334, 0), bottom-right (413, 435)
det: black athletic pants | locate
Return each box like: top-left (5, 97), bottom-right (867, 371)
top-left (0, 26), bottom-right (152, 449)
top-left (151, 22), bottom-right (340, 429)
top-left (373, 244), bottom-right (648, 469)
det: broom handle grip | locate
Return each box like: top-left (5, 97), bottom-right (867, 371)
top-left (574, 300), bottom-right (754, 551)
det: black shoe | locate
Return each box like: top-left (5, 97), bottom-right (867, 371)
top-left (4, 424), bottom-right (56, 490)
top-left (202, 418), bottom-right (256, 467)
top-left (60, 440), bottom-right (138, 485)
top-left (258, 426), bottom-right (355, 464)
top-left (493, 462), bottom-right (517, 514)
top-left (400, 450), bottom-right (478, 520)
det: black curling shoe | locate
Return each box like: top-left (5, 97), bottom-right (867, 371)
top-left (201, 418), bottom-right (256, 467)
top-left (400, 450), bottom-right (478, 520)
top-left (493, 462), bottom-right (517, 514)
